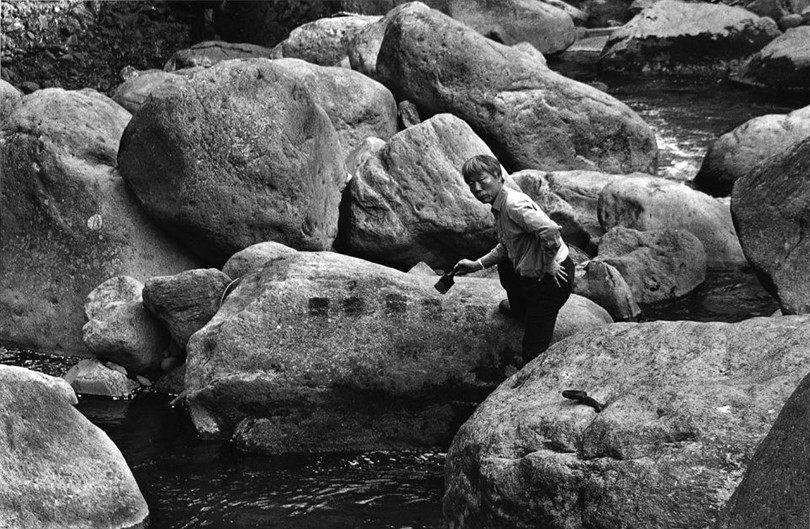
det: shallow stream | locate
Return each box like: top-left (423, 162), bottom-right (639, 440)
top-left (4, 60), bottom-right (809, 528)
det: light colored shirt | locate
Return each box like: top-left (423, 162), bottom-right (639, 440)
top-left (478, 187), bottom-right (568, 278)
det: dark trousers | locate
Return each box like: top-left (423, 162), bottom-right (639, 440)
top-left (498, 256), bottom-right (575, 364)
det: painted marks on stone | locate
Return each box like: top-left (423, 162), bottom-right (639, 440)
top-left (306, 292), bottom-right (452, 321)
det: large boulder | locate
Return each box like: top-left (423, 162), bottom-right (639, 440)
top-left (0, 88), bottom-right (202, 356)
top-left (733, 26), bottom-right (810, 91)
top-left (111, 69), bottom-right (191, 115)
top-left (338, 113), bottom-right (500, 270)
top-left (163, 40), bottom-right (277, 71)
top-left (0, 365), bottom-right (148, 528)
top-left (142, 268), bottom-right (232, 349)
top-left (444, 315), bottom-right (810, 529)
top-left (376, 3), bottom-right (658, 174)
top-left (117, 59), bottom-right (346, 266)
top-left (274, 14), bottom-right (381, 67)
top-left (600, 0), bottom-right (781, 78)
top-left (598, 175), bottom-right (746, 268)
top-left (185, 251), bottom-right (612, 453)
top-left (437, 0), bottom-right (576, 55)
top-left (598, 226), bottom-right (706, 305)
top-left (274, 58), bottom-right (398, 163)
top-left (713, 368), bottom-right (810, 529)
top-left (731, 136), bottom-right (810, 314)
top-left (694, 105), bottom-right (810, 197)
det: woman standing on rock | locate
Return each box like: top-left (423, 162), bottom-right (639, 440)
top-left (453, 154), bottom-right (574, 364)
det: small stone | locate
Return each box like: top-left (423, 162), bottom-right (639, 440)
top-left (135, 375), bottom-right (152, 386)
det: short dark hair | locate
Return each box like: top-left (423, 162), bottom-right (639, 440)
top-left (462, 155), bottom-right (503, 181)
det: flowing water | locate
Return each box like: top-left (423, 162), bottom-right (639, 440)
top-left (4, 60), bottom-right (810, 529)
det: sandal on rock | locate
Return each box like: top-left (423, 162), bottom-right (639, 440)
top-left (562, 389), bottom-right (604, 412)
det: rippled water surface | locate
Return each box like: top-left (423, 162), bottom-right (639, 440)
top-left (3, 59), bottom-right (806, 529)
top-left (549, 60), bottom-right (810, 181)
top-left (77, 394), bottom-right (445, 529)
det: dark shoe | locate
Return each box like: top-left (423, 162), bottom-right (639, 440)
top-left (562, 389), bottom-right (604, 412)
top-left (499, 299), bottom-right (515, 318)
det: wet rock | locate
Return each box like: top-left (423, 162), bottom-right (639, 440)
top-left (0, 88), bottom-right (201, 356)
top-left (376, 3), bottom-right (657, 173)
top-left (142, 268), bottom-right (232, 349)
top-left (0, 364), bottom-right (148, 528)
top-left (274, 14), bottom-right (381, 67)
top-left (274, 58), bottom-right (398, 164)
top-left (337, 113), bottom-right (499, 270)
top-left (598, 174), bottom-right (746, 268)
top-left (598, 226), bottom-right (706, 305)
top-left (62, 357), bottom-right (140, 398)
top-left (731, 136), bottom-right (810, 314)
top-left (185, 251), bottom-right (612, 452)
top-left (733, 26), bottom-right (810, 91)
top-left (222, 241), bottom-right (299, 280)
top-left (713, 368), bottom-right (810, 529)
top-left (694, 104), bottom-right (810, 197)
top-left (444, 315), bottom-right (810, 529)
top-left (573, 259), bottom-right (641, 320)
top-left (600, 0), bottom-right (781, 78)
top-left (163, 40), bottom-right (277, 71)
top-left (117, 59), bottom-right (346, 266)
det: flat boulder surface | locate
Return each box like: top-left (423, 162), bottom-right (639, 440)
top-left (598, 175), bottom-right (746, 268)
top-left (714, 368), bottom-right (810, 529)
top-left (694, 105), bottom-right (810, 197)
top-left (734, 26), bottom-right (810, 90)
top-left (600, 0), bottom-right (781, 77)
top-left (732, 136), bottom-right (810, 314)
top-left (376, 3), bottom-right (657, 174)
top-left (0, 88), bottom-right (201, 356)
top-left (339, 113), bottom-right (499, 271)
top-left (185, 251), bottom-right (612, 453)
top-left (0, 365), bottom-right (148, 528)
top-left (117, 58), bottom-right (346, 266)
top-left (445, 315), bottom-right (810, 529)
